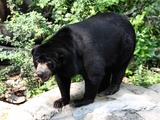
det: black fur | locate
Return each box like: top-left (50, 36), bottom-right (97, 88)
top-left (32, 12), bottom-right (136, 108)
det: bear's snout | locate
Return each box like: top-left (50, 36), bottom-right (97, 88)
top-left (36, 71), bottom-right (45, 78)
top-left (36, 63), bottom-right (52, 82)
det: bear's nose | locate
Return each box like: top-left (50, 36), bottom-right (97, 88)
top-left (36, 71), bottom-right (44, 78)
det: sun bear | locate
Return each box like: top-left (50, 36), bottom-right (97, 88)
top-left (32, 12), bottom-right (136, 108)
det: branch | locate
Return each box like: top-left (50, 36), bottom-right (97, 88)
top-left (0, 45), bottom-right (16, 51)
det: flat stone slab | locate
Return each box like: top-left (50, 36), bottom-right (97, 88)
top-left (6, 82), bottom-right (160, 120)
top-left (0, 101), bottom-right (16, 120)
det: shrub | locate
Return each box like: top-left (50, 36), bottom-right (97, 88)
top-left (130, 1), bottom-right (160, 66)
top-left (0, 11), bottom-right (54, 97)
top-left (129, 65), bottom-right (160, 87)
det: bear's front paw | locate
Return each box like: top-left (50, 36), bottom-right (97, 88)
top-left (54, 99), bottom-right (63, 108)
top-left (54, 98), bottom-right (69, 108)
top-left (73, 99), bottom-right (94, 107)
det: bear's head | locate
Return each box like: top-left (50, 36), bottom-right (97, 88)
top-left (31, 45), bottom-right (62, 82)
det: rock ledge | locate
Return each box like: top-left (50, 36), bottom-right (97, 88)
top-left (6, 82), bottom-right (160, 120)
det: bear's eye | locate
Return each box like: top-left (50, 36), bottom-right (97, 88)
top-left (35, 59), bottom-right (38, 63)
top-left (34, 59), bottom-right (38, 65)
top-left (47, 61), bottom-right (53, 68)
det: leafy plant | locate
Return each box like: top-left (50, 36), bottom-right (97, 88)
top-left (72, 75), bottom-right (84, 82)
top-left (0, 11), bottom-right (54, 97)
top-left (130, 1), bottom-right (160, 66)
top-left (129, 65), bottom-right (160, 87)
top-left (26, 77), bottom-right (56, 98)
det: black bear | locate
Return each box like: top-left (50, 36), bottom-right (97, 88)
top-left (32, 12), bottom-right (136, 108)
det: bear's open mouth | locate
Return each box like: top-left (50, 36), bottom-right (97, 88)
top-left (38, 76), bottom-right (50, 82)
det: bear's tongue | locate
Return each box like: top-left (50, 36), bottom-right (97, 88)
top-left (39, 76), bottom-right (49, 82)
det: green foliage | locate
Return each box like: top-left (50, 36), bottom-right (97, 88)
top-left (26, 77), bottom-right (56, 98)
top-left (0, 82), bottom-right (6, 96)
top-left (94, 0), bottom-right (119, 12)
top-left (0, 50), bottom-right (32, 80)
top-left (0, 11), bottom-right (53, 78)
top-left (129, 1), bottom-right (160, 66)
top-left (5, 11), bottom-right (53, 47)
top-left (37, 0), bottom-right (51, 8)
top-left (72, 75), bottom-right (84, 82)
top-left (129, 65), bottom-right (160, 88)
top-left (0, 11), bottom-right (54, 96)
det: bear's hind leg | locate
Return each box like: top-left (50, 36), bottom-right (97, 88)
top-left (74, 58), bottom-right (105, 107)
top-left (104, 64), bottom-right (128, 95)
top-left (74, 72), bottom-right (104, 107)
top-left (98, 71), bottom-right (111, 93)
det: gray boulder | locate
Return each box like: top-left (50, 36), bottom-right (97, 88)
top-left (6, 82), bottom-right (160, 120)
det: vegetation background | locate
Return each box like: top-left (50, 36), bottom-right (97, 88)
top-left (0, 0), bottom-right (159, 100)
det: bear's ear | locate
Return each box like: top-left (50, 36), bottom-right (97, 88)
top-left (31, 45), bottom-right (40, 55)
top-left (59, 52), bottom-right (70, 65)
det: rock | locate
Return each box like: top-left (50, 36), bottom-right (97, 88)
top-left (5, 93), bottom-right (26, 104)
top-left (150, 68), bottom-right (160, 73)
top-left (4, 78), bottom-right (27, 104)
top-left (0, 101), bottom-right (16, 120)
top-left (148, 83), bottom-right (160, 93)
top-left (6, 82), bottom-right (160, 120)
top-left (6, 79), bottom-right (27, 90)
